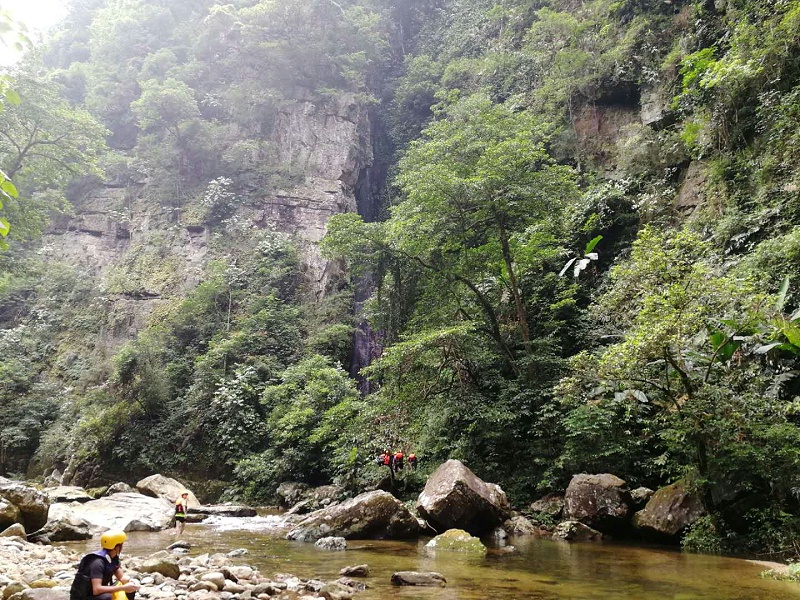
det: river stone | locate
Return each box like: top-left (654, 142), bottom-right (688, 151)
top-left (28, 582), bottom-right (57, 590)
top-left (339, 565), bottom-right (369, 577)
top-left (314, 536), bottom-right (347, 550)
top-left (136, 475), bottom-right (200, 509)
top-left (529, 493), bottom-right (565, 520)
top-left (0, 523), bottom-right (26, 538)
top-left (200, 573), bottom-right (226, 590)
top-left (0, 478), bottom-right (50, 532)
top-left (630, 487), bottom-right (655, 510)
top-left (286, 490), bottom-right (419, 541)
top-left (3, 583), bottom-right (28, 600)
top-left (140, 555), bottom-right (181, 579)
top-left (425, 528), bottom-right (487, 555)
top-left (43, 486), bottom-right (94, 504)
top-left (503, 515), bottom-right (538, 536)
top-left (18, 590), bottom-right (69, 600)
top-left (553, 520), bottom-right (604, 542)
top-left (416, 459), bottom-right (511, 536)
top-left (564, 474), bottom-right (631, 534)
top-left (46, 492), bottom-right (173, 534)
top-left (390, 572), bottom-right (446, 587)
top-left (632, 480), bottom-right (705, 540)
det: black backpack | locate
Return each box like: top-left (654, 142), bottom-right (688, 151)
top-left (70, 554), bottom-right (103, 600)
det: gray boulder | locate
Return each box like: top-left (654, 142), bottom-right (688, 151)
top-left (46, 492), bottom-right (173, 534)
top-left (416, 459), bottom-right (511, 536)
top-left (564, 473), bottom-right (631, 534)
top-left (28, 518), bottom-right (92, 543)
top-left (43, 486), bottom-right (94, 504)
top-left (552, 520), bottom-right (604, 542)
top-left (0, 478), bottom-right (50, 532)
top-left (0, 523), bottom-right (26, 537)
top-left (630, 486), bottom-right (655, 510)
top-left (286, 490), bottom-right (419, 542)
top-left (632, 480), bottom-right (705, 540)
top-left (390, 572), bottom-right (446, 587)
top-left (135, 475), bottom-right (200, 508)
top-left (503, 515), bottom-right (539, 536)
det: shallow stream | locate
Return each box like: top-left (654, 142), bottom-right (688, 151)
top-left (63, 515), bottom-right (800, 600)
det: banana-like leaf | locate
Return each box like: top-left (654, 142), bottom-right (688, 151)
top-left (584, 235), bottom-right (603, 255)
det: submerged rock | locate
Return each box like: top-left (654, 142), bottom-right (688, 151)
top-left (286, 490), bottom-right (419, 542)
top-left (416, 460), bottom-right (511, 536)
top-left (339, 565), bottom-right (369, 577)
top-left (424, 528), bottom-right (486, 555)
top-left (390, 572), bottom-right (447, 587)
top-left (564, 474), bottom-right (631, 534)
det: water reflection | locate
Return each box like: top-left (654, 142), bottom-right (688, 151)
top-left (60, 516), bottom-right (800, 600)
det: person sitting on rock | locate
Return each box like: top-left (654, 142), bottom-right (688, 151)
top-left (174, 491), bottom-right (189, 535)
top-left (70, 529), bottom-right (139, 600)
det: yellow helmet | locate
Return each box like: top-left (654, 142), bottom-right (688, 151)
top-left (100, 530), bottom-right (127, 549)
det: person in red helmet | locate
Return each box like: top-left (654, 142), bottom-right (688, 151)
top-left (70, 530), bottom-right (139, 600)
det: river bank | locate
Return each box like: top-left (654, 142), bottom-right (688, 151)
top-left (0, 533), bottom-right (362, 600)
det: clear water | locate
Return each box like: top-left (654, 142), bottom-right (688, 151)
top-left (62, 514), bottom-right (800, 600)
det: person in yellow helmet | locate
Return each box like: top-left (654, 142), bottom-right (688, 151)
top-left (174, 491), bottom-right (189, 535)
top-left (70, 530), bottom-right (139, 600)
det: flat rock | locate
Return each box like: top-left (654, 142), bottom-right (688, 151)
top-left (339, 565), bottom-right (368, 577)
top-left (46, 492), bottom-right (173, 534)
top-left (390, 572), bottom-right (446, 587)
top-left (43, 486), bottom-right (94, 504)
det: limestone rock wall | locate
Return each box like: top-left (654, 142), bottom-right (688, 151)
top-left (40, 93), bottom-right (372, 344)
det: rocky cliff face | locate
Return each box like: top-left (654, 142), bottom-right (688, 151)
top-left (40, 93), bottom-right (372, 345)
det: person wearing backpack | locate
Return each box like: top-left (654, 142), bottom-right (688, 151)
top-left (70, 530), bottom-right (139, 600)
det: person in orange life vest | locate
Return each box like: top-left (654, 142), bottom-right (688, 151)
top-left (382, 451), bottom-right (391, 467)
top-left (393, 451), bottom-right (404, 470)
top-left (408, 453), bottom-right (417, 470)
top-left (174, 492), bottom-right (189, 535)
top-left (70, 530), bottom-right (139, 600)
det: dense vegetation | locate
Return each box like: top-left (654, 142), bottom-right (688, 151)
top-left (2, 0), bottom-right (800, 556)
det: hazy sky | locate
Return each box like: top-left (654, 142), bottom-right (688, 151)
top-left (2, 0), bottom-right (69, 65)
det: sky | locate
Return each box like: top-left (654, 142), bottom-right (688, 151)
top-left (1, 0), bottom-right (70, 65)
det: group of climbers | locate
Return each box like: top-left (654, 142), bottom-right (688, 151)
top-left (376, 450), bottom-right (418, 471)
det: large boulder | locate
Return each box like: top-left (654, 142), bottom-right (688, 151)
top-left (104, 483), bottom-right (136, 496)
top-left (0, 499), bottom-right (22, 531)
top-left (564, 474), bottom-right (631, 534)
top-left (416, 460), bottom-right (511, 536)
top-left (286, 490), bottom-right (419, 542)
top-left (46, 492), bottom-right (173, 534)
top-left (43, 486), bottom-right (94, 504)
top-left (529, 493), bottom-right (565, 521)
top-left (0, 478), bottom-right (50, 532)
top-left (632, 480), bottom-right (705, 540)
top-left (135, 475), bottom-right (200, 508)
